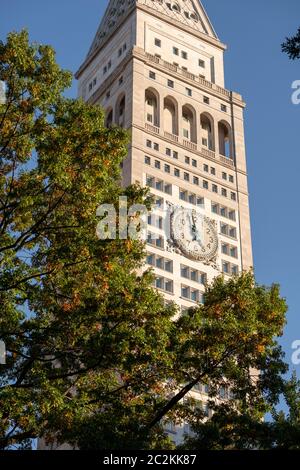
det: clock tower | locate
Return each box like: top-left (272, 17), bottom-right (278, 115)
top-left (76, 0), bottom-right (253, 314)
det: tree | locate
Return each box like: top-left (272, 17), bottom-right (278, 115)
top-left (282, 27), bottom-right (300, 60)
top-left (147, 273), bottom-right (288, 439)
top-left (0, 30), bottom-right (176, 450)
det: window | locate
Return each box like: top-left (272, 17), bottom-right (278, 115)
top-left (222, 262), bottom-right (230, 274)
top-left (153, 142), bottom-right (159, 151)
top-left (119, 76), bottom-right (123, 85)
top-left (173, 46), bottom-right (179, 56)
top-left (183, 129), bottom-right (189, 138)
top-left (221, 188), bottom-right (227, 197)
top-left (155, 160), bottom-right (160, 169)
top-left (181, 265), bottom-right (207, 285)
top-left (118, 47), bottom-right (122, 57)
top-left (221, 104), bottom-right (227, 112)
top-left (193, 176), bottom-right (199, 185)
top-left (229, 227), bottom-right (236, 238)
top-left (155, 38), bottom-right (161, 47)
top-left (192, 159), bottom-right (197, 167)
top-left (147, 113), bottom-right (153, 123)
top-left (164, 164), bottom-right (170, 173)
top-left (174, 168), bottom-right (180, 177)
top-left (103, 65), bottom-right (107, 74)
top-left (167, 79), bottom-right (174, 88)
top-left (203, 96), bottom-right (210, 104)
top-left (173, 151), bottom-right (178, 159)
top-left (220, 207), bottom-right (227, 217)
top-left (204, 164), bottom-right (209, 173)
top-left (212, 184), bottom-right (218, 193)
top-left (230, 247), bottom-right (238, 258)
top-left (222, 243), bottom-right (228, 255)
top-left (146, 175), bottom-right (172, 195)
top-left (182, 66), bottom-right (188, 71)
top-left (93, 78), bottom-right (97, 87)
top-left (88, 83), bottom-right (93, 92)
top-left (229, 210), bottom-right (236, 221)
top-left (185, 156), bottom-right (190, 165)
top-left (231, 192), bottom-right (237, 201)
top-left (229, 175), bottom-right (234, 183)
top-left (184, 172), bottom-right (189, 182)
top-left (199, 59), bottom-right (205, 68)
top-left (231, 265), bottom-right (239, 275)
top-left (146, 140), bottom-right (152, 148)
top-left (222, 172), bottom-right (227, 180)
top-left (145, 156), bottom-right (151, 165)
top-left (108, 60), bottom-right (111, 69)
top-left (186, 87), bottom-right (192, 97)
top-left (212, 203), bottom-right (218, 214)
top-left (180, 190), bottom-right (187, 201)
top-left (211, 167), bottom-right (216, 175)
top-left (149, 71), bottom-right (156, 80)
top-left (203, 180), bottom-right (208, 189)
top-left (164, 184), bottom-right (172, 195)
top-left (181, 51), bottom-right (188, 59)
top-left (123, 43), bottom-right (127, 52)
top-left (166, 148), bottom-right (171, 156)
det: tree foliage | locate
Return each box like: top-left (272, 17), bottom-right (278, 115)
top-left (282, 27), bottom-right (300, 60)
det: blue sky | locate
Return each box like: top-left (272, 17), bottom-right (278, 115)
top-left (1, 0), bottom-right (300, 374)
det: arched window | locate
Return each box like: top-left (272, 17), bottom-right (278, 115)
top-left (163, 96), bottom-right (178, 136)
top-left (105, 108), bottom-right (113, 128)
top-left (115, 94), bottom-right (126, 127)
top-left (182, 104), bottom-right (197, 143)
top-left (145, 88), bottom-right (160, 127)
top-left (218, 121), bottom-right (233, 158)
top-left (200, 112), bottom-right (214, 151)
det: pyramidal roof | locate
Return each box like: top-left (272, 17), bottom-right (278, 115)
top-left (87, 0), bottom-right (218, 60)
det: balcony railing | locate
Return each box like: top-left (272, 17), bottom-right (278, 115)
top-left (183, 139), bottom-right (197, 151)
top-left (145, 123), bottom-right (160, 134)
top-left (144, 51), bottom-right (231, 99)
top-left (164, 131), bottom-right (178, 142)
top-left (201, 148), bottom-right (216, 159)
top-left (144, 123), bottom-right (235, 167)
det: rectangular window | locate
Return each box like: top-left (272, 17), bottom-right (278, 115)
top-left (203, 96), bottom-right (210, 104)
top-left (166, 148), bottom-right (171, 156)
top-left (181, 286), bottom-right (189, 299)
top-left (230, 247), bottom-right (238, 258)
top-left (204, 164), bottom-right (209, 173)
top-left (229, 210), bottom-right (236, 221)
top-left (184, 172), bottom-right (190, 182)
top-left (153, 142), bottom-right (159, 151)
top-left (221, 104), bottom-right (227, 112)
top-left (146, 140), bottom-right (152, 148)
top-left (183, 129), bottom-right (189, 138)
top-left (147, 113), bottom-right (153, 123)
top-left (222, 243), bottom-right (228, 255)
top-left (155, 38), bottom-right (161, 47)
top-left (89, 82), bottom-right (93, 92)
top-left (103, 66), bottom-right (107, 74)
top-left (173, 46), bottom-right (179, 56)
top-left (155, 160), bottom-right (160, 169)
top-left (212, 203), bottom-right (218, 214)
top-left (231, 265), bottom-right (239, 275)
top-left (164, 164), bottom-right (170, 173)
top-left (119, 76), bottom-right (123, 85)
top-left (222, 262), bottom-right (230, 274)
top-left (149, 71), bottom-right (156, 80)
top-left (222, 172), bottom-right (227, 180)
top-left (123, 43), bottom-right (127, 52)
top-left (203, 180), bottom-right (209, 189)
top-left (212, 184), bottom-right (218, 193)
top-left (199, 59), bottom-right (205, 68)
top-left (174, 168), bottom-right (180, 177)
top-left (108, 60), bottom-right (111, 69)
top-left (193, 176), bottom-right (199, 185)
top-left (164, 184), bottom-right (172, 195)
top-left (181, 51), bottom-right (188, 59)
top-left (118, 48), bottom-right (122, 57)
top-left (192, 159), bottom-right (197, 167)
top-left (229, 227), bottom-right (237, 238)
top-left (173, 151), bottom-right (178, 159)
top-left (186, 87), bottom-right (192, 97)
top-left (229, 175), bottom-right (234, 183)
top-left (221, 188), bottom-right (227, 197)
top-left (220, 207), bottom-right (227, 217)
top-left (211, 167), bottom-right (216, 175)
top-left (167, 79), bottom-right (174, 88)
top-left (197, 197), bottom-right (204, 206)
top-left (145, 156), bottom-right (151, 165)
top-left (185, 156), bottom-right (190, 164)
top-left (180, 190), bottom-right (187, 201)
top-left (231, 192), bottom-right (237, 201)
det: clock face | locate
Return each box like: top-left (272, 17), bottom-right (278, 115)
top-left (170, 208), bottom-right (218, 262)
